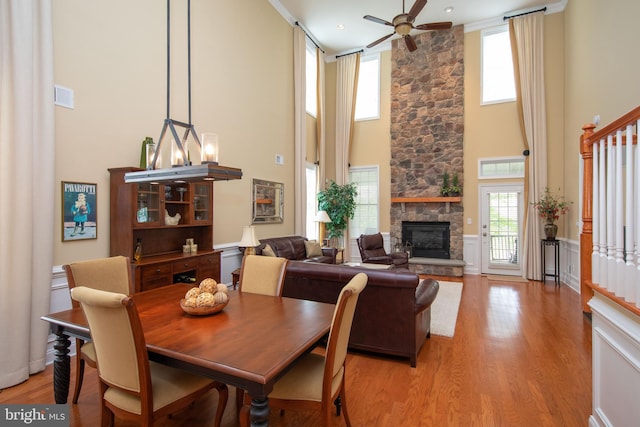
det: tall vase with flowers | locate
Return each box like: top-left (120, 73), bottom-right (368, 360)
top-left (532, 187), bottom-right (572, 240)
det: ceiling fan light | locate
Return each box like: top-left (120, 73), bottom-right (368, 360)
top-left (396, 22), bottom-right (412, 36)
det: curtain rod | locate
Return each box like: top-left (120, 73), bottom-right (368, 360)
top-left (295, 21), bottom-right (325, 54)
top-left (503, 6), bottom-right (547, 20)
top-left (335, 49), bottom-right (363, 59)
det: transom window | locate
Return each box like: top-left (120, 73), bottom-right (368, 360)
top-left (479, 157), bottom-right (525, 179)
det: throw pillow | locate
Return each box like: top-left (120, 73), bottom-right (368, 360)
top-left (262, 244), bottom-right (276, 257)
top-left (304, 240), bottom-right (323, 258)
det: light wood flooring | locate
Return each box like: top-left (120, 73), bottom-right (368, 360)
top-left (0, 275), bottom-right (592, 426)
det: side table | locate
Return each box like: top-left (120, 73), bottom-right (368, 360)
top-left (231, 267), bottom-right (241, 290)
top-left (540, 239), bottom-right (560, 286)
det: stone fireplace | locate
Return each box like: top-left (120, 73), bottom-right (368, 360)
top-left (390, 26), bottom-right (464, 276)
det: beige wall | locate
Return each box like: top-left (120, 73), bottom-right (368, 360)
top-left (564, 0), bottom-right (640, 240)
top-left (52, 0), bottom-right (294, 265)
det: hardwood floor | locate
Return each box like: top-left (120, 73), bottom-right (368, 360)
top-left (0, 275), bottom-right (592, 426)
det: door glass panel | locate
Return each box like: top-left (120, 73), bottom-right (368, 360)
top-left (488, 191), bottom-right (520, 266)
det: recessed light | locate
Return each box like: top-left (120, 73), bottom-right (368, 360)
top-left (445, 6), bottom-right (454, 13)
top-left (337, 24), bottom-right (345, 30)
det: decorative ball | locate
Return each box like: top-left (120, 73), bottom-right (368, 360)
top-left (196, 292), bottom-right (215, 307)
top-left (199, 278), bottom-right (217, 294)
top-left (216, 283), bottom-right (229, 294)
top-left (213, 291), bottom-right (229, 305)
top-left (185, 286), bottom-right (201, 300)
top-left (183, 297), bottom-right (198, 307)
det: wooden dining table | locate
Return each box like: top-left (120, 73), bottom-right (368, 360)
top-left (42, 283), bottom-right (335, 427)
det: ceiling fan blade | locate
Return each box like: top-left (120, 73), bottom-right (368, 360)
top-left (367, 33), bottom-right (395, 49)
top-left (415, 21), bottom-right (453, 31)
top-left (363, 15), bottom-right (393, 26)
top-left (408, 0), bottom-right (428, 20)
top-left (404, 35), bottom-right (417, 52)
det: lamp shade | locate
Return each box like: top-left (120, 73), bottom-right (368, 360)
top-left (238, 225), bottom-right (259, 248)
top-left (201, 133), bottom-right (219, 164)
top-left (314, 210), bottom-right (332, 223)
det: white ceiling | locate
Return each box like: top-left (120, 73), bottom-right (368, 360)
top-left (270, 0), bottom-right (566, 57)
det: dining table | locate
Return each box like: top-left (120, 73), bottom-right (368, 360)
top-left (42, 283), bottom-right (335, 427)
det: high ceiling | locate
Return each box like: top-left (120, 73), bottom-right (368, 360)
top-left (271, 0), bottom-right (565, 56)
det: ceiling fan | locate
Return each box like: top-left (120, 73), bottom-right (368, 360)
top-left (364, 0), bottom-right (452, 52)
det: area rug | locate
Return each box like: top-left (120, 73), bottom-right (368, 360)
top-left (430, 281), bottom-right (463, 338)
top-left (486, 274), bottom-right (529, 283)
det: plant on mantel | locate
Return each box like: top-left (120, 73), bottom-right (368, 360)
top-left (439, 171), bottom-right (462, 197)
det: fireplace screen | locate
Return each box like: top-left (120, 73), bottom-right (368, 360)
top-left (402, 221), bottom-right (450, 259)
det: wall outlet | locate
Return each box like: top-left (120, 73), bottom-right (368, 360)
top-left (54, 85), bottom-right (74, 109)
top-left (275, 154), bottom-right (284, 165)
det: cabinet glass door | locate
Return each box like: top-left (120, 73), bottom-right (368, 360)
top-left (193, 183), bottom-right (211, 223)
top-left (136, 183), bottom-right (160, 224)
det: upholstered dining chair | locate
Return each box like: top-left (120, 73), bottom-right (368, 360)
top-left (63, 255), bottom-right (133, 404)
top-left (235, 254), bottom-right (289, 410)
top-left (70, 286), bottom-right (228, 427)
top-left (239, 272), bottom-right (368, 427)
top-left (238, 254), bottom-right (288, 296)
top-left (356, 232), bottom-right (409, 269)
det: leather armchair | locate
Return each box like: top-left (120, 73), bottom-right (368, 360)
top-left (357, 233), bottom-right (409, 269)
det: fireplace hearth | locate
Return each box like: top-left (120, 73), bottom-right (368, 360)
top-left (402, 221), bottom-right (450, 259)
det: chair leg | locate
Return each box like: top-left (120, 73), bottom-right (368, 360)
top-left (339, 384), bottom-right (352, 427)
top-left (213, 382), bottom-right (229, 427)
top-left (72, 347), bottom-right (85, 404)
top-left (235, 387), bottom-right (244, 415)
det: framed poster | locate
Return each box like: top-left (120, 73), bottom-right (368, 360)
top-left (252, 178), bottom-right (283, 224)
top-left (62, 181), bottom-right (97, 241)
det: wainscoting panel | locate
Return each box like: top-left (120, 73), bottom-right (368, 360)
top-left (589, 293), bottom-right (640, 427)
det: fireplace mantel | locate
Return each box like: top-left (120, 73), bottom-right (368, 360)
top-left (391, 196), bottom-right (461, 213)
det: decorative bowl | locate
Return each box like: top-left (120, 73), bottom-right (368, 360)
top-left (180, 299), bottom-right (228, 316)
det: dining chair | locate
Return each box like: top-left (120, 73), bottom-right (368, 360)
top-left (238, 254), bottom-right (288, 296)
top-left (63, 255), bottom-right (133, 404)
top-left (239, 272), bottom-right (368, 427)
top-left (235, 254), bottom-right (289, 411)
top-left (70, 286), bottom-right (228, 427)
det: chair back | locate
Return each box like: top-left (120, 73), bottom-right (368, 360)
top-left (64, 256), bottom-right (133, 309)
top-left (324, 273), bottom-right (368, 394)
top-left (70, 286), bottom-right (150, 396)
top-left (357, 233), bottom-right (388, 261)
top-left (239, 255), bottom-right (288, 296)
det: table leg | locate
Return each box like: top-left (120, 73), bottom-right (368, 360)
top-left (250, 396), bottom-right (269, 427)
top-left (555, 243), bottom-right (560, 286)
top-left (51, 326), bottom-right (71, 404)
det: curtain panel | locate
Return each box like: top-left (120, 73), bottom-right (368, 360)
top-left (0, 0), bottom-right (55, 388)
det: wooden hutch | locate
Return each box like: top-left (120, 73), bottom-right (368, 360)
top-left (109, 166), bottom-right (241, 292)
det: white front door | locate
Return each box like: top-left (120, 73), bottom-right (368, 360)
top-left (480, 184), bottom-right (524, 276)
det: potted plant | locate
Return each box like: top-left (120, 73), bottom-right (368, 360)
top-left (317, 180), bottom-right (357, 248)
top-left (532, 187), bottom-right (572, 240)
top-left (440, 172), bottom-right (462, 196)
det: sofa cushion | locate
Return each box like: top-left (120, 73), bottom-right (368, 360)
top-left (262, 244), bottom-right (276, 257)
top-left (304, 240), bottom-right (323, 257)
top-left (256, 236), bottom-right (336, 264)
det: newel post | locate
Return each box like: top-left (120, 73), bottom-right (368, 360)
top-left (580, 123), bottom-right (595, 313)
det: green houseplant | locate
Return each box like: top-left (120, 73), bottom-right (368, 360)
top-left (317, 180), bottom-right (357, 247)
top-left (440, 172), bottom-right (462, 196)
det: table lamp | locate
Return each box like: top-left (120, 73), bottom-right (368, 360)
top-left (238, 225), bottom-right (259, 256)
top-left (314, 210), bottom-right (332, 247)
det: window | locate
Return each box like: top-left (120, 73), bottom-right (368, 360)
top-left (355, 54), bottom-right (380, 121)
top-left (481, 25), bottom-right (516, 105)
top-left (305, 163), bottom-right (318, 240)
top-left (479, 157), bottom-right (525, 179)
top-left (306, 42), bottom-right (317, 116)
top-left (349, 166), bottom-right (379, 237)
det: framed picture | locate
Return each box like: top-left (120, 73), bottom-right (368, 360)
top-left (252, 178), bottom-right (283, 224)
top-left (62, 181), bottom-right (97, 241)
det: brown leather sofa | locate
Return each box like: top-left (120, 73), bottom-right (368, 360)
top-left (356, 233), bottom-right (409, 269)
top-left (282, 261), bottom-right (439, 367)
top-left (255, 235), bottom-right (337, 264)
